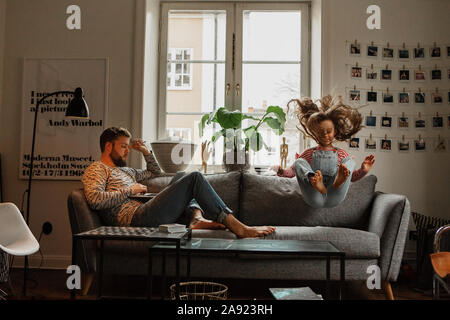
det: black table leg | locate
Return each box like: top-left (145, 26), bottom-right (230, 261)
top-left (98, 240), bottom-right (104, 299)
top-left (161, 251), bottom-right (166, 300)
top-left (70, 236), bottom-right (77, 300)
top-left (340, 255), bottom-right (345, 300)
top-left (326, 256), bottom-right (330, 300)
top-left (148, 247), bottom-right (153, 300)
top-left (176, 241), bottom-right (180, 300)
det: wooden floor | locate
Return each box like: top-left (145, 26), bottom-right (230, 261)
top-left (1, 268), bottom-right (447, 300)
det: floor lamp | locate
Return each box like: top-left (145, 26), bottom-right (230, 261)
top-left (24, 87), bottom-right (89, 296)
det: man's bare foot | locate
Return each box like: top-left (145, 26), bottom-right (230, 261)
top-left (189, 209), bottom-right (226, 230)
top-left (333, 163), bottom-right (350, 189)
top-left (190, 218), bottom-right (226, 230)
top-left (223, 214), bottom-right (276, 238)
top-left (309, 170), bottom-right (327, 194)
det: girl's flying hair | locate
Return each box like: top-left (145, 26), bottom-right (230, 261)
top-left (287, 95), bottom-right (362, 144)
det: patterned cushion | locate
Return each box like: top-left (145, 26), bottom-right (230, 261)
top-left (239, 173), bottom-right (377, 229)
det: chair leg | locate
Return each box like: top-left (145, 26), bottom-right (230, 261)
top-left (381, 281), bottom-right (395, 300)
top-left (81, 273), bottom-right (95, 296)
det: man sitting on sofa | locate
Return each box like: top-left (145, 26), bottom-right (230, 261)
top-left (82, 127), bottom-right (275, 238)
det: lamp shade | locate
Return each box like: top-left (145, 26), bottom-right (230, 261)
top-left (65, 87), bottom-right (89, 118)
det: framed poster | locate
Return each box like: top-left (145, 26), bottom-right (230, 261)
top-left (19, 58), bottom-right (109, 180)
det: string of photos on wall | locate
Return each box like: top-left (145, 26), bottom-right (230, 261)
top-left (344, 40), bottom-right (450, 153)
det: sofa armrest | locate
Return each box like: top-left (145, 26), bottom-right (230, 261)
top-left (367, 191), bottom-right (411, 281)
top-left (67, 189), bottom-right (103, 273)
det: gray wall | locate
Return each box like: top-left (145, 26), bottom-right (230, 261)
top-left (0, 0), bottom-right (149, 268)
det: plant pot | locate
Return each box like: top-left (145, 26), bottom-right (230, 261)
top-left (222, 150), bottom-right (250, 172)
top-left (150, 140), bottom-right (197, 173)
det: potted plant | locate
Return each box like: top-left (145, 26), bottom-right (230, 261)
top-left (199, 106), bottom-right (286, 172)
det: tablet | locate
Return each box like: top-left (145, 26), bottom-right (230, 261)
top-left (129, 192), bottom-right (158, 199)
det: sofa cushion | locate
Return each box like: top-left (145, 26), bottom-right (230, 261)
top-left (239, 173), bottom-right (377, 229)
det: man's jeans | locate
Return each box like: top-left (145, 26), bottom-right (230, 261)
top-left (131, 172), bottom-right (231, 227)
top-left (293, 149), bottom-right (355, 208)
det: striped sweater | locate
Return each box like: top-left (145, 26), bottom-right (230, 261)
top-left (82, 153), bottom-right (162, 226)
top-left (280, 146), bottom-right (367, 182)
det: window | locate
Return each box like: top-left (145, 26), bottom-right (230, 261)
top-left (167, 48), bottom-right (193, 90)
top-left (158, 2), bottom-right (310, 167)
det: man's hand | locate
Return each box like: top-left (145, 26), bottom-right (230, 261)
top-left (131, 183), bottom-right (147, 195)
top-left (361, 154), bottom-right (375, 173)
top-left (129, 139), bottom-right (151, 156)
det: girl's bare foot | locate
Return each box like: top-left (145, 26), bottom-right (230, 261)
top-left (333, 163), bottom-right (350, 189)
top-left (309, 170), bottom-right (327, 194)
top-left (223, 214), bottom-right (276, 238)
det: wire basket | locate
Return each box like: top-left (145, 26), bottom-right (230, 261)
top-left (170, 281), bottom-right (228, 300)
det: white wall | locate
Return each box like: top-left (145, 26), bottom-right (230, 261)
top-left (321, 0), bottom-right (450, 220)
top-left (0, 0), bottom-right (147, 268)
top-left (0, 0), bottom-right (6, 123)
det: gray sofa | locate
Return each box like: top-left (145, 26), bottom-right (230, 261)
top-left (67, 172), bottom-right (411, 298)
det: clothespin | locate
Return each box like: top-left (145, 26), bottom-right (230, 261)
top-left (402, 112), bottom-right (405, 117)
top-left (370, 133), bottom-right (373, 139)
top-left (355, 39), bottom-right (358, 46)
top-left (402, 135), bottom-right (405, 142)
top-left (402, 65), bottom-right (405, 70)
top-left (371, 41), bottom-right (374, 46)
top-left (371, 64), bottom-right (374, 70)
top-left (387, 42), bottom-right (390, 48)
top-left (386, 64), bottom-right (389, 70)
top-left (402, 43), bottom-right (406, 49)
top-left (435, 64), bottom-right (438, 70)
top-left (385, 112), bottom-right (388, 117)
top-left (387, 87), bottom-right (389, 94)
top-left (418, 87), bottom-right (421, 93)
top-left (419, 64), bottom-right (422, 71)
top-left (418, 112), bottom-right (421, 118)
top-left (436, 87), bottom-right (439, 94)
top-left (370, 110), bottom-right (373, 116)
top-left (419, 134), bottom-right (422, 140)
top-left (356, 62), bottom-right (359, 67)
top-left (385, 134), bottom-right (387, 140)
top-left (436, 112), bottom-right (439, 117)
top-left (433, 42), bottom-right (437, 48)
top-left (371, 86), bottom-right (373, 92)
top-left (417, 42), bottom-right (420, 48)
top-left (403, 87), bottom-right (406, 93)
top-left (354, 85), bottom-right (356, 91)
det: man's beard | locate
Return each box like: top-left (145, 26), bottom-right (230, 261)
top-left (110, 149), bottom-right (127, 167)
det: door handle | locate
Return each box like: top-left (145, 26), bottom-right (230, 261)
top-left (226, 83), bottom-right (231, 95)
top-left (235, 83), bottom-right (240, 96)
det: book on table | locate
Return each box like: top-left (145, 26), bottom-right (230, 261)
top-left (158, 223), bottom-right (187, 233)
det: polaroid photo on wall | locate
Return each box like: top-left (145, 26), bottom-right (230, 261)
top-left (382, 92), bottom-right (394, 104)
top-left (432, 116), bottom-right (443, 128)
top-left (398, 116), bottom-right (409, 129)
top-left (398, 139), bottom-right (410, 152)
top-left (430, 46), bottom-right (441, 58)
top-left (433, 138), bottom-right (447, 153)
top-left (382, 47), bottom-right (394, 60)
top-left (431, 69), bottom-right (441, 80)
top-left (366, 69), bottom-right (378, 80)
top-left (367, 45), bottom-right (378, 58)
top-left (351, 66), bottom-right (363, 79)
top-left (349, 137), bottom-right (360, 150)
top-left (398, 48), bottom-right (410, 60)
top-left (349, 89), bottom-right (361, 102)
top-left (399, 92), bottom-right (410, 104)
top-left (365, 137), bottom-right (377, 151)
top-left (415, 69), bottom-right (426, 81)
top-left (350, 43), bottom-right (361, 56)
top-left (414, 47), bottom-right (425, 59)
top-left (380, 139), bottom-right (392, 151)
top-left (414, 116), bottom-right (426, 129)
top-left (381, 116), bottom-right (392, 128)
top-left (367, 91), bottom-right (377, 103)
top-left (414, 138), bottom-right (426, 152)
top-left (432, 92), bottom-right (443, 104)
top-left (414, 92), bottom-right (425, 104)
top-left (365, 115), bottom-right (377, 127)
top-left (399, 69), bottom-right (410, 81)
top-left (381, 69), bottom-right (392, 81)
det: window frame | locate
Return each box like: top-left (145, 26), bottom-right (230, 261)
top-left (157, 1), bottom-right (311, 165)
top-left (167, 48), bottom-right (194, 90)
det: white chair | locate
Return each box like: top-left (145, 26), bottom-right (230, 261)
top-left (0, 202), bottom-right (40, 299)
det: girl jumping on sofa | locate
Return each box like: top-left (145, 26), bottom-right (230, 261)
top-left (275, 95), bottom-right (375, 208)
